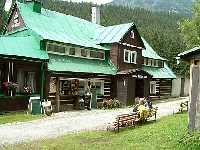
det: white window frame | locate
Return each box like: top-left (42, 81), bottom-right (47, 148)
top-left (150, 81), bottom-right (157, 94)
top-left (131, 51), bottom-right (137, 64)
top-left (124, 49), bottom-right (130, 63)
top-left (46, 42), bottom-right (105, 60)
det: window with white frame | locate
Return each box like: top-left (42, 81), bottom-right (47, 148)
top-left (124, 49), bottom-right (130, 63)
top-left (46, 42), bottom-right (105, 60)
top-left (150, 81), bottom-right (156, 94)
top-left (69, 47), bottom-right (76, 56)
top-left (81, 49), bottom-right (87, 57)
top-left (124, 49), bottom-right (137, 64)
top-left (144, 58), bottom-right (147, 65)
top-left (155, 60), bottom-right (159, 67)
top-left (148, 59), bottom-right (152, 66)
top-left (131, 51), bottom-right (137, 64)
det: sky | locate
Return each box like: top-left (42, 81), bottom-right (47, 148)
top-left (4, 0), bottom-right (113, 11)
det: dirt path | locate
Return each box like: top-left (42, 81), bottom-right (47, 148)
top-left (0, 97), bottom-right (188, 146)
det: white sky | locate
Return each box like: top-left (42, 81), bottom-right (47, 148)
top-left (4, 0), bottom-right (113, 11)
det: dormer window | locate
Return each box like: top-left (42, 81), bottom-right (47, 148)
top-left (69, 48), bottom-right (76, 56)
top-left (131, 31), bottom-right (135, 39)
top-left (81, 49), bottom-right (87, 57)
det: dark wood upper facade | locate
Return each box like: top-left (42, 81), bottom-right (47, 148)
top-left (110, 26), bottom-right (144, 72)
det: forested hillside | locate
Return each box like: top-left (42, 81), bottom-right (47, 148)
top-left (1, 0), bottom-right (188, 76)
top-left (111, 0), bottom-right (194, 15)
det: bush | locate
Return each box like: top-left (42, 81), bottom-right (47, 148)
top-left (97, 98), bottom-right (121, 109)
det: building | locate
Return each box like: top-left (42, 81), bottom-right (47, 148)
top-left (0, 0), bottom-right (175, 112)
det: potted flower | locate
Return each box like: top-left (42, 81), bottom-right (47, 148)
top-left (2, 82), bottom-right (18, 96)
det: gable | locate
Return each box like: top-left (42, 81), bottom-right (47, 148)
top-left (7, 6), bottom-right (24, 33)
top-left (120, 26), bottom-right (145, 49)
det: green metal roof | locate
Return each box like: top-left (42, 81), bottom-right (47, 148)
top-left (48, 54), bottom-right (117, 75)
top-left (95, 23), bottom-right (134, 44)
top-left (16, 2), bottom-right (137, 49)
top-left (142, 38), bottom-right (166, 61)
top-left (143, 62), bottom-right (176, 79)
top-left (177, 46), bottom-right (200, 59)
top-left (17, 2), bottom-right (109, 51)
top-left (0, 36), bottom-right (48, 60)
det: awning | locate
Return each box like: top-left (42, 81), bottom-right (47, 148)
top-left (48, 54), bottom-right (117, 75)
top-left (143, 63), bottom-right (176, 79)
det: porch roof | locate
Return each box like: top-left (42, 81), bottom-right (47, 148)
top-left (48, 54), bottom-right (117, 75)
top-left (0, 36), bottom-right (49, 61)
top-left (143, 62), bottom-right (176, 79)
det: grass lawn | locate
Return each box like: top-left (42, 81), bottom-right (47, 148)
top-left (0, 111), bottom-right (43, 124)
top-left (3, 113), bottom-right (200, 150)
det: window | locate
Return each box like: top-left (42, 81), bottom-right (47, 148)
top-left (124, 49), bottom-right (130, 63)
top-left (97, 52), bottom-right (105, 59)
top-left (144, 58), bottom-right (147, 65)
top-left (55, 45), bottom-right (65, 53)
top-left (90, 51), bottom-right (97, 58)
top-left (81, 49), bottom-right (87, 57)
top-left (150, 81), bottom-right (156, 94)
top-left (69, 48), bottom-right (75, 55)
top-left (148, 59), bottom-right (152, 66)
top-left (155, 60), bottom-right (159, 67)
top-left (131, 51), bottom-right (137, 64)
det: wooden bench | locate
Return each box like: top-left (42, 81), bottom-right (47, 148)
top-left (107, 113), bottom-right (139, 132)
top-left (107, 107), bottom-right (158, 132)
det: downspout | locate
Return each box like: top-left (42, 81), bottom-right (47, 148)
top-left (40, 62), bottom-right (45, 101)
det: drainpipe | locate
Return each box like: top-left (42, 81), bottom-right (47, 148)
top-left (40, 62), bottom-right (45, 101)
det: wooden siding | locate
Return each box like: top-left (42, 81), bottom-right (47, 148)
top-left (110, 26), bottom-right (144, 72)
top-left (118, 44), bottom-right (143, 71)
top-left (121, 26), bottom-right (144, 48)
top-left (159, 79), bottom-right (172, 96)
top-left (7, 7), bottom-right (24, 32)
top-left (150, 79), bottom-right (172, 97)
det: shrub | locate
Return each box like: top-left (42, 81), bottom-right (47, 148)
top-left (97, 98), bottom-right (121, 109)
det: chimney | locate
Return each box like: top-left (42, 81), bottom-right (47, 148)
top-left (92, 5), bottom-right (100, 25)
top-left (33, 0), bottom-right (42, 13)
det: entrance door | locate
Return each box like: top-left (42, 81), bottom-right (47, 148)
top-left (135, 79), bottom-right (144, 98)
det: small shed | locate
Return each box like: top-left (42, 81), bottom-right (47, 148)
top-left (178, 46), bottom-right (200, 131)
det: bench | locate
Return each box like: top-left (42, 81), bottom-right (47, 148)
top-left (107, 107), bottom-right (158, 132)
top-left (107, 113), bottom-right (139, 132)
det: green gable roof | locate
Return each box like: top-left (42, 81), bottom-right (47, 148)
top-left (16, 2), bottom-right (137, 49)
top-left (17, 2), bottom-right (109, 51)
top-left (48, 54), bottom-right (117, 75)
top-left (95, 23), bottom-right (134, 44)
top-left (142, 38), bottom-right (166, 61)
top-left (0, 36), bottom-right (48, 61)
top-left (143, 62), bottom-right (176, 79)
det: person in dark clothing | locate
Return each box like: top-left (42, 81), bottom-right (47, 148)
top-left (145, 96), bottom-right (153, 109)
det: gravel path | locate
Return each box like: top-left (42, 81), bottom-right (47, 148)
top-left (0, 97), bottom-right (188, 146)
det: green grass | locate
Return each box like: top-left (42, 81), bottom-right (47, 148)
top-left (0, 111), bottom-right (43, 124)
top-left (3, 113), bottom-right (200, 150)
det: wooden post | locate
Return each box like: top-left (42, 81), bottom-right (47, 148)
top-left (189, 63), bottom-right (200, 131)
top-left (56, 77), bottom-right (60, 112)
